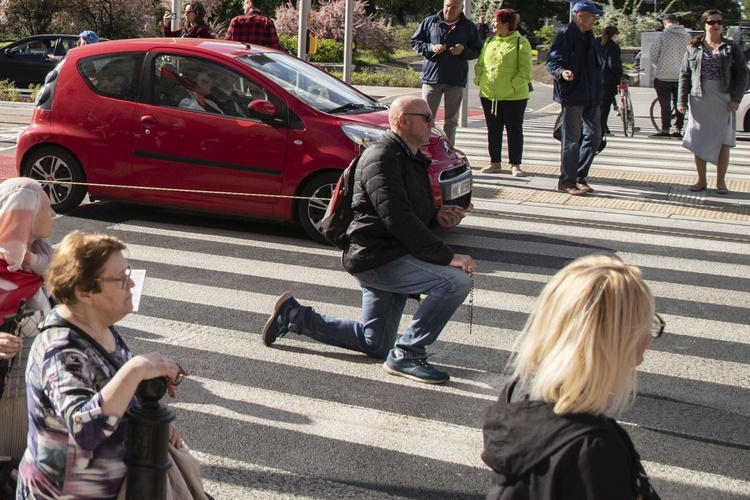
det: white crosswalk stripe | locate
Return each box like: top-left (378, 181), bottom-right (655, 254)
top-left (80, 206), bottom-right (750, 500)
top-left (455, 115), bottom-right (750, 180)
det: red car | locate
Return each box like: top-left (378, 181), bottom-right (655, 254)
top-left (16, 38), bottom-right (472, 243)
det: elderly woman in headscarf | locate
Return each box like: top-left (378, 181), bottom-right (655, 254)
top-left (0, 178), bottom-right (55, 496)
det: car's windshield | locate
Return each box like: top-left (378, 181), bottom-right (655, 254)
top-left (238, 52), bottom-right (386, 114)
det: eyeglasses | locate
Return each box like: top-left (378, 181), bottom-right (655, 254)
top-left (95, 266), bottom-right (132, 289)
top-left (706, 20), bottom-right (723, 26)
top-left (651, 313), bottom-right (666, 338)
top-left (402, 112), bottom-right (434, 123)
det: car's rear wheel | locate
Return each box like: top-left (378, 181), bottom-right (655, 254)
top-left (297, 172), bottom-right (340, 245)
top-left (23, 146), bottom-right (87, 213)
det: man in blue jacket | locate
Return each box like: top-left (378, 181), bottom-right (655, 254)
top-left (546, 0), bottom-right (603, 196)
top-left (411, 0), bottom-right (483, 145)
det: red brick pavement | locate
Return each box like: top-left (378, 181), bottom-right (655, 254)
top-left (0, 154), bottom-right (15, 180)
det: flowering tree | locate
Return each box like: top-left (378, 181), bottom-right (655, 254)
top-left (275, 0), bottom-right (395, 52)
top-left (0, 0), bottom-right (64, 36)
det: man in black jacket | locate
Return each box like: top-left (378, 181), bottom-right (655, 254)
top-left (261, 96), bottom-right (476, 385)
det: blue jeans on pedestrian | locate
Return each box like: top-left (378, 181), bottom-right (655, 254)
top-left (289, 254), bottom-right (472, 359)
top-left (559, 104), bottom-right (601, 187)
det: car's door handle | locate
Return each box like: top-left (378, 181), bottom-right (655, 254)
top-left (140, 115), bottom-right (156, 127)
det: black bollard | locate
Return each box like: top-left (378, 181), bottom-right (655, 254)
top-left (125, 377), bottom-right (175, 500)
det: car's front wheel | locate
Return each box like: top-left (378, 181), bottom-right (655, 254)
top-left (22, 146), bottom-right (87, 213)
top-left (297, 172), bottom-right (340, 245)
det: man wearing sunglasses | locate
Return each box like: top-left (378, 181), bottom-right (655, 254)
top-left (263, 96), bottom-right (476, 385)
top-left (546, 0), bottom-right (604, 196)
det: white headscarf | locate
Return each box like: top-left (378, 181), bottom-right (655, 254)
top-left (0, 178), bottom-right (54, 272)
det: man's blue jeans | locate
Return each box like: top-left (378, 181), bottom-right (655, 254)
top-left (559, 104), bottom-right (601, 187)
top-left (290, 254), bottom-right (472, 359)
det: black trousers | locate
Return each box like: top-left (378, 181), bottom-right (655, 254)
top-left (654, 78), bottom-right (685, 132)
top-left (601, 83), bottom-right (618, 134)
top-left (480, 97), bottom-right (528, 165)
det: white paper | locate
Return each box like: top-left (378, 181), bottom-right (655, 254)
top-left (129, 269), bottom-right (146, 312)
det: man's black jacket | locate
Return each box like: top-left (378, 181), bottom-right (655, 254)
top-left (343, 130), bottom-right (454, 274)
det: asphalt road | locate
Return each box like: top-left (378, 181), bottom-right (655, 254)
top-left (0, 98), bottom-right (748, 499)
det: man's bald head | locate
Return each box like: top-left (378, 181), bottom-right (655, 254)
top-left (388, 96), bottom-right (434, 153)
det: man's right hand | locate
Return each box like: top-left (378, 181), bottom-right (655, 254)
top-left (562, 70), bottom-right (574, 81)
top-left (432, 44), bottom-right (447, 54)
top-left (0, 332), bottom-right (22, 360)
top-left (450, 254), bottom-right (477, 274)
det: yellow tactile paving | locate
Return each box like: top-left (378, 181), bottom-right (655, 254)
top-left (470, 161), bottom-right (750, 221)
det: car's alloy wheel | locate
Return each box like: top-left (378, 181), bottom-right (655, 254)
top-left (23, 146), bottom-right (87, 213)
top-left (297, 172), bottom-right (340, 245)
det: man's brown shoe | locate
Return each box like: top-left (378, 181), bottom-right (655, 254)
top-left (576, 180), bottom-right (594, 193)
top-left (557, 185), bottom-right (588, 196)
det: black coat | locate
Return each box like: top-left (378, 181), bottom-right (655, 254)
top-left (343, 130), bottom-right (454, 274)
top-left (482, 379), bottom-right (661, 500)
top-left (600, 39), bottom-right (623, 85)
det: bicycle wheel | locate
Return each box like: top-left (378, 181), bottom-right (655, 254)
top-left (620, 94), bottom-right (633, 137)
top-left (650, 97), bottom-right (660, 132)
top-left (625, 95), bottom-right (636, 137)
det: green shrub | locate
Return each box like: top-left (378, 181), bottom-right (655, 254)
top-left (326, 67), bottom-right (421, 88)
top-left (278, 35), bottom-right (344, 63)
top-left (393, 22), bottom-right (419, 52)
top-left (535, 25), bottom-right (557, 51)
top-left (0, 79), bottom-right (18, 101)
top-left (28, 83), bottom-right (43, 102)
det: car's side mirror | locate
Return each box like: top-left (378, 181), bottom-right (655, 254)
top-left (248, 99), bottom-right (278, 117)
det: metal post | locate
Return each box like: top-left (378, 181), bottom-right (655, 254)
top-left (125, 377), bottom-right (175, 500)
top-left (343, 0), bottom-right (354, 83)
top-left (171, 0), bottom-right (181, 33)
top-left (460, 0), bottom-right (472, 128)
top-left (297, 0), bottom-right (311, 59)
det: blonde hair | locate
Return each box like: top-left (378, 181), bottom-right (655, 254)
top-left (511, 255), bottom-right (654, 416)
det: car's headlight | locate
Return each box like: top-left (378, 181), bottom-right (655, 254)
top-left (341, 124), bottom-right (385, 148)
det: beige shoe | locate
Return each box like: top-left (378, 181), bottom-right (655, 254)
top-left (481, 162), bottom-right (503, 174)
top-left (511, 165), bottom-right (524, 177)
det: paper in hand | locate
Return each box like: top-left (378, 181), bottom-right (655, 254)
top-left (129, 269), bottom-right (146, 312)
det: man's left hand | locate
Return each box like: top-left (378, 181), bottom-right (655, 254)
top-left (449, 44), bottom-right (464, 56)
top-left (437, 204), bottom-right (469, 228)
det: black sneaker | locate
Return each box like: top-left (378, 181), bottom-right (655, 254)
top-left (671, 131), bottom-right (683, 138)
top-left (262, 292), bottom-right (300, 346)
top-left (383, 350), bottom-right (449, 384)
top-left (649, 131), bottom-right (672, 138)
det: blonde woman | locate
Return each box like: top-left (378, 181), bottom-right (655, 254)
top-left (482, 255), bottom-right (663, 499)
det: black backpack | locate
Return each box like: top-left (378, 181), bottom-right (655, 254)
top-left (320, 143), bottom-right (389, 249)
top-left (320, 155), bottom-right (361, 249)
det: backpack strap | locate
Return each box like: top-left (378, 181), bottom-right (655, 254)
top-left (40, 317), bottom-right (123, 371)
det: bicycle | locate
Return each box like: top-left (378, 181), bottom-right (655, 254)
top-left (649, 97), bottom-right (678, 133)
top-left (617, 80), bottom-right (636, 137)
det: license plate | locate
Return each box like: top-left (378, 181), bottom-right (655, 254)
top-left (450, 178), bottom-right (471, 199)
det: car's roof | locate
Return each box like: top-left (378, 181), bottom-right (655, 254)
top-left (66, 37), bottom-right (275, 60)
top-left (16, 34), bottom-right (79, 41)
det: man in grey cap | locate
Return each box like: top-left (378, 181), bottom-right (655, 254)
top-left (546, 0), bottom-right (603, 196)
top-left (650, 13), bottom-right (691, 138)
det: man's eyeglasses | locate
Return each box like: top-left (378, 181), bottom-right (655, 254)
top-left (706, 20), bottom-right (723, 26)
top-left (402, 112), bottom-right (434, 123)
top-left (651, 313), bottom-right (666, 339)
top-left (95, 266), bottom-right (132, 289)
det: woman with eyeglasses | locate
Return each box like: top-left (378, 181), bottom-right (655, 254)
top-left (17, 232), bottom-right (188, 498)
top-left (474, 9), bottom-right (533, 177)
top-left (179, 70), bottom-right (224, 114)
top-left (481, 254), bottom-right (662, 499)
top-left (163, 1), bottom-right (214, 39)
top-left (678, 9), bottom-right (749, 195)
top-left (0, 179), bottom-right (55, 497)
